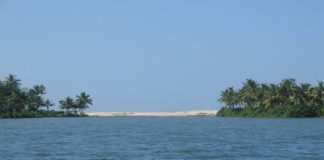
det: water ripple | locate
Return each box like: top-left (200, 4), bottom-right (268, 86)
top-left (0, 117), bottom-right (323, 159)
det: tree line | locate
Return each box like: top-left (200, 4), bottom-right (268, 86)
top-left (0, 74), bottom-right (92, 118)
top-left (218, 79), bottom-right (324, 117)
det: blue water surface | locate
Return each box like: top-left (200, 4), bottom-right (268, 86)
top-left (0, 117), bottom-right (323, 159)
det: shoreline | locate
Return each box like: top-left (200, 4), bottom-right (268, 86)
top-left (86, 110), bottom-right (218, 117)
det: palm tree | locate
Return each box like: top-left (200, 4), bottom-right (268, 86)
top-left (240, 79), bottom-right (259, 108)
top-left (312, 81), bottom-right (324, 116)
top-left (5, 90), bottom-right (27, 113)
top-left (0, 74), bottom-right (95, 118)
top-left (4, 74), bottom-right (21, 90)
top-left (59, 97), bottom-right (74, 115)
top-left (278, 78), bottom-right (296, 105)
top-left (27, 85), bottom-right (47, 111)
top-left (263, 83), bottom-right (280, 109)
top-left (30, 85), bottom-right (46, 96)
top-left (2, 75), bottom-right (26, 114)
top-left (294, 86), bottom-right (312, 107)
top-left (219, 87), bottom-right (237, 108)
top-left (33, 96), bottom-right (45, 110)
top-left (44, 99), bottom-right (54, 111)
top-left (291, 83), bottom-right (312, 106)
top-left (0, 81), bottom-right (4, 111)
top-left (219, 78), bottom-right (324, 117)
top-left (76, 92), bottom-right (93, 114)
top-left (256, 83), bottom-right (269, 109)
top-left (300, 83), bottom-right (312, 106)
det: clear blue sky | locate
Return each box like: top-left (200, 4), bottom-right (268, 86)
top-left (1, 0), bottom-right (323, 111)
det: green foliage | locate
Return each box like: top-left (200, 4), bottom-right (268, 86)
top-left (217, 107), bottom-right (242, 117)
top-left (0, 74), bottom-right (92, 118)
top-left (59, 92), bottom-right (93, 116)
top-left (218, 105), bottom-right (319, 118)
top-left (0, 110), bottom-right (88, 118)
top-left (218, 79), bottom-right (324, 118)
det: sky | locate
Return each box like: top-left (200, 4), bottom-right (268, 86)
top-left (0, 0), bottom-right (323, 112)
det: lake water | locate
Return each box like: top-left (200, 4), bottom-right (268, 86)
top-left (0, 117), bottom-right (323, 159)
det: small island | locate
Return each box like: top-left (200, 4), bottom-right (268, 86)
top-left (217, 79), bottom-right (324, 118)
top-left (0, 74), bottom-right (92, 118)
top-left (3, 74), bottom-right (324, 118)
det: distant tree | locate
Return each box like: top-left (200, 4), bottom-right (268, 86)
top-left (278, 79), bottom-right (296, 105)
top-left (219, 87), bottom-right (237, 109)
top-left (0, 74), bottom-right (94, 118)
top-left (312, 82), bottom-right (324, 116)
top-left (218, 78), bottom-right (324, 117)
top-left (2, 75), bottom-right (26, 114)
top-left (4, 74), bottom-right (21, 91)
top-left (28, 85), bottom-right (47, 111)
top-left (44, 99), bottom-right (54, 111)
top-left (59, 97), bottom-right (74, 115)
top-left (0, 81), bottom-right (4, 111)
top-left (239, 79), bottom-right (259, 108)
top-left (5, 90), bottom-right (27, 113)
top-left (76, 92), bottom-right (92, 114)
top-left (30, 85), bottom-right (46, 95)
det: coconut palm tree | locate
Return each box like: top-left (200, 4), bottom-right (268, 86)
top-left (44, 99), bottom-right (54, 111)
top-left (33, 96), bottom-right (45, 110)
top-left (219, 87), bottom-right (237, 108)
top-left (294, 86), bottom-right (313, 107)
top-left (4, 74), bottom-right (21, 90)
top-left (0, 81), bottom-right (4, 111)
top-left (59, 97), bottom-right (74, 115)
top-left (1, 75), bottom-right (26, 113)
top-left (256, 83), bottom-right (269, 109)
top-left (300, 83), bottom-right (312, 106)
top-left (5, 90), bottom-right (27, 113)
top-left (291, 83), bottom-right (312, 106)
top-left (239, 79), bottom-right (259, 108)
top-left (0, 74), bottom-right (95, 118)
top-left (27, 85), bottom-right (47, 111)
top-left (312, 81), bottom-right (324, 115)
top-left (278, 79), bottom-right (296, 105)
top-left (30, 85), bottom-right (46, 96)
top-left (76, 92), bottom-right (93, 114)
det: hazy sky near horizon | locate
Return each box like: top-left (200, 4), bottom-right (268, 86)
top-left (1, 0), bottom-right (324, 111)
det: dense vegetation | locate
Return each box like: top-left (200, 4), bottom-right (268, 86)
top-left (0, 74), bottom-right (92, 118)
top-left (218, 79), bottom-right (324, 118)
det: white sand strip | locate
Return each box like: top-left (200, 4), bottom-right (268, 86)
top-left (86, 110), bottom-right (218, 117)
